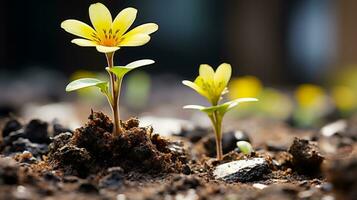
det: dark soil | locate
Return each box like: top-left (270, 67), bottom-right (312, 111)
top-left (0, 112), bottom-right (355, 199)
top-left (49, 111), bottom-right (187, 177)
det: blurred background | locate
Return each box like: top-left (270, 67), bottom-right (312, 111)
top-left (0, 0), bottom-right (356, 130)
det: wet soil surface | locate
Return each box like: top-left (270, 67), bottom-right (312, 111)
top-left (0, 112), bottom-right (356, 199)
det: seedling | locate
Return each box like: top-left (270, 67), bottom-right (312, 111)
top-left (183, 63), bottom-right (258, 160)
top-left (236, 141), bottom-right (254, 156)
top-left (61, 3), bottom-right (158, 135)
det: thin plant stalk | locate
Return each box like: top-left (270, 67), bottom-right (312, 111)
top-left (209, 111), bottom-right (223, 160)
top-left (105, 52), bottom-right (123, 135)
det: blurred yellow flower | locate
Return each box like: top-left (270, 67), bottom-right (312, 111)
top-left (182, 63), bottom-right (231, 105)
top-left (61, 3), bottom-right (158, 53)
top-left (295, 84), bottom-right (326, 108)
top-left (228, 76), bottom-right (262, 99)
top-left (332, 86), bottom-right (357, 111)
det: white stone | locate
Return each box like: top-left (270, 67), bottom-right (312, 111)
top-left (213, 158), bottom-right (267, 181)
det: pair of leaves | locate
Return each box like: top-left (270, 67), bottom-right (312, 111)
top-left (183, 98), bottom-right (258, 115)
top-left (66, 59), bottom-right (154, 92)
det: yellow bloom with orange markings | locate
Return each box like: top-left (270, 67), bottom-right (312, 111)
top-left (182, 63), bottom-right (232, 105)
top-left (61, 3), bottom-right (158, 53)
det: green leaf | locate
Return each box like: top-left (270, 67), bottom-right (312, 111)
top-left (183, 104), bottom-right (227, 115)
top-left (66, 78), bottom-right (108, 92)
top-left (107, 59), bottom-right (155, 79)
top-left (183, 98), bottom-right (258, 115)
top-left (183, 105), bottom-right (206, 110)
top-left (224, 98), bottom-right (258, 112)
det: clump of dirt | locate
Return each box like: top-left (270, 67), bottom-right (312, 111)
top-left (288, 137), bottom-right (324, 174)
top-left (49, 111), bottom-right (187, 177)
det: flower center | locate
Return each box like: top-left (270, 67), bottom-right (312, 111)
top-left (103, 28), bottom-right (121, 46)
top-left (91, 28), bottom-right (121, 47)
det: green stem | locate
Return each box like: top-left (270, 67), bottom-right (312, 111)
top-left (106, 52), bottom-right (123, 135)
top-left (209, 111), bottom-right (223, 160)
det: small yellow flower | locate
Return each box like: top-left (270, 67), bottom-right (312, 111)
top-left (332, 86), bottom-right (357, 111)
top-left (228, 76), bottom-right (262, 100)
top-left (183, 63), bottom-right (231, 105)
top-left (295, 84), bottom-right (326, 108)
top-left (61, 3), bottom-right (158, 53)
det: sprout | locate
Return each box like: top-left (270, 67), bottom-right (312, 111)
top-left (62, 3), bottom-right (158, 135)
top-left (236, 141), bottom-right (253, 155)
top-left (183, 64), bottom-right (258, 160)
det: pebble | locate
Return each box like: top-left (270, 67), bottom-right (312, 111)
top-left (2, 119), bottom-right (22, 138)
top-left (253, 183), bottom-right (268, 190)
top-left (320, 120), bottom-right (347, 137)
top-left (213, 158), bottom-right (269, 182)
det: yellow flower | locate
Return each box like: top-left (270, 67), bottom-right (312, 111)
top-left (332, 86), bottom-right (357, 111)
top-left (183, 63), bottom-right (231, 105)
top-left (228, 76), bottom-right (262, 100)
top-left (295, 84), bottom-right (326, 108)
top-left (61, 3), bottom-right (158, 53)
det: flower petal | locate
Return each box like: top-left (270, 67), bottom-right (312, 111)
top-left (119, 34), bottom-right (150, 47)
top-left (182, 80), bottom-right (209, 98)
top-left (89, 3), bottom-right (112, 34)
top-left (123, 23), bottom-right (158, 38)
top-left (61, 20), bottom-right (96, 40)
top-left (214, 63), bottom-right (232, 91)
top-left (96, 45), bottom-right (120, 53)
top-left (112, 7), bottom-right (137, 37)
top-left (71, 39), bottom-right (97, 47)
top-left (199, 64), bottom-right (215, 83)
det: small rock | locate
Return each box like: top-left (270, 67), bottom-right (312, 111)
top-left (203, 130), bottom-right (250, 157)
top-left (213, 158), bottom-right (270, 182)
top-left (24, 119), bottom-right (50, 144)
top-left (2, 119), bottom-right (22, 138)
top-left (288, 137), bottom-right (324, 173)
top-left (253, 183), bottom-right (268, 190)
top-left (320, 120), bottom-right (347, 138)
